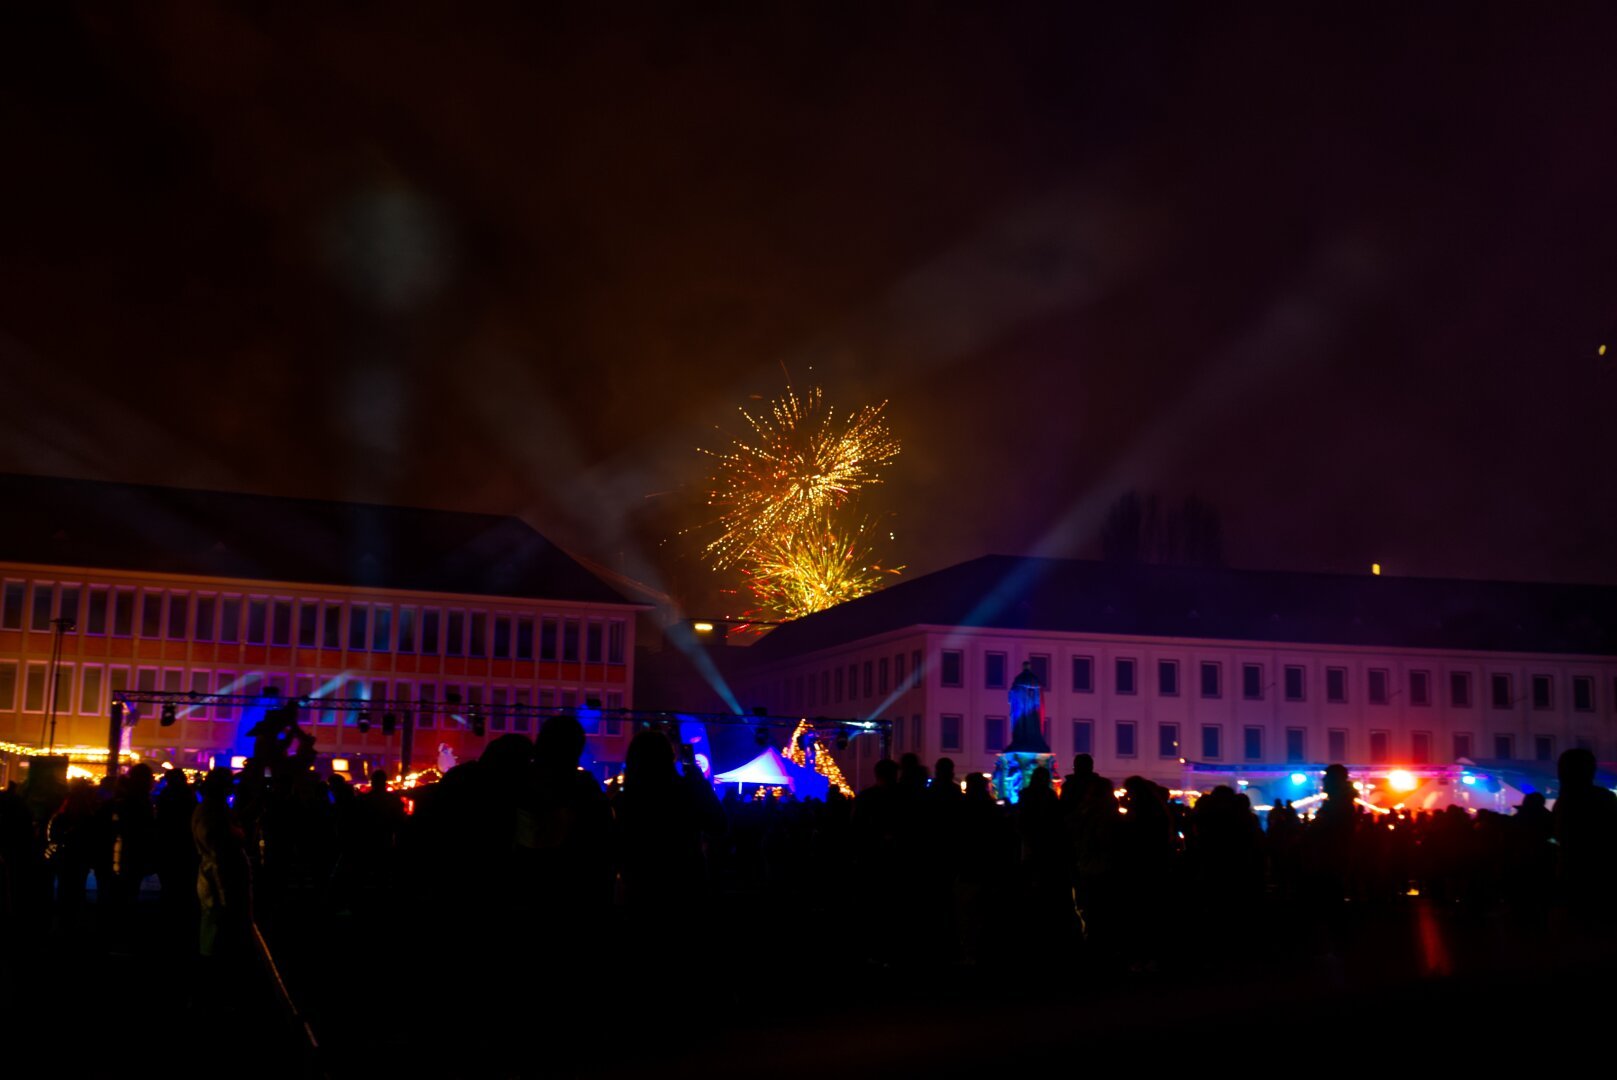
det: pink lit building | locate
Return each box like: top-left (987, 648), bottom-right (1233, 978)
top-left (0, 474), bottom-right (641, 783)
top-left (737, 555), bottom-right (1617, 798)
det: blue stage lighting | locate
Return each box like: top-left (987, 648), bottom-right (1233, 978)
top-left (1290, 772), bottom-right (1308, 786)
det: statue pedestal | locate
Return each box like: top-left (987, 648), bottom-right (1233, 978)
top-left (992, 750), bottom-right (1058, 805)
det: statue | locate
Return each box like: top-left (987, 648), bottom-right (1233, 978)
top-left (992, 661), bottom-right (1055, 803)
top-left (1006, 661), bottom-right (1050, 753)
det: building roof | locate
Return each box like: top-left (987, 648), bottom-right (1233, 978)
top-left (0, 473), bottom-right (631, 605)
top-left (750, 555), bottom-right (1617, 659)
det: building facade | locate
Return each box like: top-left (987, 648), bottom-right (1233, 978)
top-left (737, 556), bottom-right (1617, 795)
top-left (0, 475), bottom-right (640, 783)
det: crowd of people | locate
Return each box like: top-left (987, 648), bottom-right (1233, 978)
top-left (1, 714), bottom-right (1615, 1067)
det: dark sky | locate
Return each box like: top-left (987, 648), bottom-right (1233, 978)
top-left (4, 4), bottom-right (1616, 615)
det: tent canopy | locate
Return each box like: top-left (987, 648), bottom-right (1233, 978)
top-left (714, 747), bottom-right (796, 786)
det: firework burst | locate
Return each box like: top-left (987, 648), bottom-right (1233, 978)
top-left (745, 515), bottom-right (902, 621)
top-left (701, 386), bottom-right (899, 570)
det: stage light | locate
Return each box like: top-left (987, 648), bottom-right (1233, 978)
top-left (332, 757), bottom-right (350, 772)
top-left (160, 703), bottom-right (177, 727)
top-left (1290, 772), bottom-right (1308, 786)
top-left (1388, 769), bottom-right (1418, 792)
top-left (694, 622), bottom-right (715, 633)
top-left (357, 710), bottom-right (371, 734)
top-left (1461, 774), bottom-right (1477, 786)
top-left (754, 725), bottom-right (770, 747)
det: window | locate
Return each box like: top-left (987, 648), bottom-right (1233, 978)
top-left (512, 688), bottom-right (530, 733)
top-left (1200, 662), bottom-right (1221, 699)
top-left (1116, 658), bottom-right (1137, 695)
top-left (271, 600), bottom-right (292, 647)
top-left (421, 609), bottom-right (441, 655)
top-left (1493, 734), bottom-right (1514, 760)
top-left (58, 587), bottom-right (79, 629)
top-left (399, 608), bottom-right (419, 654)
top-left (162, 668), bottom-right (184, 696)
top-left (490, 688), bottom-right (508, 733)
top-left (470, 613), bottom-right (488, 658)
top-left (1573, 675), bottom-right (1594, 712)
top-left (1284, 665), bottom-right (1305, 701)
top-left (834, 667), bottom-right (845, 702)
top-left (32, 583), bottom-right (56, 630)
top-left (215, 673), bottom-right (236, 719)
top-left (1158, 722), bottom-right (1179, 759)
top-left (1326, 667), bottom-right (1347, 704)
top-left (1328, 729), bottom-right (1348, 762)
top-left (940, 714), bottom-right (963, 752)
top-left (1368, 730), bottom-right (1389, 764)
top-left (560, 619), bottom-right (579, 663)
top-left (1072, 656), bottom-right (1094, 693)
top-left (1029, 654), bottom-right (1050, 690)
top-left (1072, 720), bottom-right (1093, 756)
top-left (78, 666), bottom-right (101, 717)
top-left (190, 671), bottom-right (210, 720)
top-left (941, 650), bottom-right (963, 688)
top-left (444, 611), bottom-right (465, 657)
top-left (878, 657), bottom-right (889, 695)
top-left (911, 650), bottom-right (922, 689)
top-left (985, 716), bottom-right (1007, 752)
top-left (1242, 664), bottom-right (1263, 701)
top-left (107, 667), bottom-right (130, 715)
top-left (298, 601), bottom-right (318, 648)
top-left (0, 661), bottom-right (16, 710)
top-left (372, 606), bottom-right (393, 653)
top-left (1243, 726), bottom-right (1263, 762)
top-left (85, 588), bottom-right (108, 634)
top-left (1491, 673), bottom-right (1513, 709)
top-left (1453, 732), bottom-right (1473, 761)
top-left (608, 621), bottom-right (626, 664)
top-left (136, 667), bottom-right (158, 696)
top-left (1201, 724), bottom-right (1221, 760)
top-left (349, 605), bottom-right (370, 651)
top-left (1450, 671), bottom-right (1472, 708)
top-left (514, 616), bottom-right (532, 661)
top-left (246, 599), bottom-right (268, 645)
top-left (821, 671), bottom-right (830, 705)
top-left (1, 582), bottom-right (23, 630)
top-left (894, 652), bottom-right (906, 689)
top-left (584, 621), bottom-right (602, 663)
top-left (219, 597), bottom-right (241, 644)
top-left (417, 683), bottom-right (435, 729)
top-left (1411, 731), bottom-right (1431, 765)
top-left (847, 664), bottom-right (858, 699)
top-left (1365, 669), bottom-right (1387, 705)
top-left (863, 661), bottom-right (873, 697)
top-left (1285, 727), bottom-right (1306, 763)
top-left (321, 602), bottom-right (341, 649)
top-left (985, 652), bottom-right (1007, 690)
top-left (493, 616), bottom-right (511, 659)
top-left (1531, 675), bottom-right (1552, 711)
top-left (1409, 670), bottom-right (1431, 707)
top-left (1534, 735), bottom-right (1554, 762)
top-left (911, 715), bottom-right (923, 753)
top-left (1158, 660), bottom-right (1179, 697)
top-left (539, 617), bottom-right (557, 661)
top-left (112, 590), bottom-right (135, 637)
top-left (190, 596), bottom-right (216, 642)
top-left (1116, 721), bottom-right (1137, 757)
top-left (137, 591), bottom-right (162, 637)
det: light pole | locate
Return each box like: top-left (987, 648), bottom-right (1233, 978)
top-left (42, 616), bottom-right (74, 754)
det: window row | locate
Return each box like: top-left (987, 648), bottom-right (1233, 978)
top-left (929, 713), bottom-right (1593, 765)
top-left (780, 648), bottom-right (925, 711)
top-left (961, 651), bottom-right (1609, 712)
top-left (0, 662), bottom-right (626, 736)
top-left (1, 582), bottom-right (626, 663)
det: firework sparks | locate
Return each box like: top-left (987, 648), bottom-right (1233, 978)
top-left (745, 516), bottom-right (903, 621)
top-left (702, 386), bottom-right (899, 569)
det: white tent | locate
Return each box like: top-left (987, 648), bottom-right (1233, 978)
top-left (714, 746), bottom-right (796, 787)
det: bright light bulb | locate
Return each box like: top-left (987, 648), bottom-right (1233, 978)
top-left (1387, 769), bottom-right (1418, 792)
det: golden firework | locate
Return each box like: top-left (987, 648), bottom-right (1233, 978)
top-left (745, 516), bottom-right (901, 621)
top-left (702, 386), bottom-right (898, 569)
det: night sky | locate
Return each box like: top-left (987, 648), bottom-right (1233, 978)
top-left (4, 5), bottom-right (1616, 616)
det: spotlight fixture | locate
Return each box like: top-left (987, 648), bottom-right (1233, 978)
top-left (357, 710), bottom-right (371, 734)
top-left (160, 703), bottom-right (177, 727)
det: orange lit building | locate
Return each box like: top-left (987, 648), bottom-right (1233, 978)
top-left (0, 474), bottom-right (641, 784)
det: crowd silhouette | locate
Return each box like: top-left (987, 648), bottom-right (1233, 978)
top-left (2, 717), bottom-right (1616, 1072)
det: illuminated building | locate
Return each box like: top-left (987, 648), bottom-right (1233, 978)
top-left (0, 474), bottom-right (640, 784)
top-left (736, 555), bottom-right (1617, 796)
